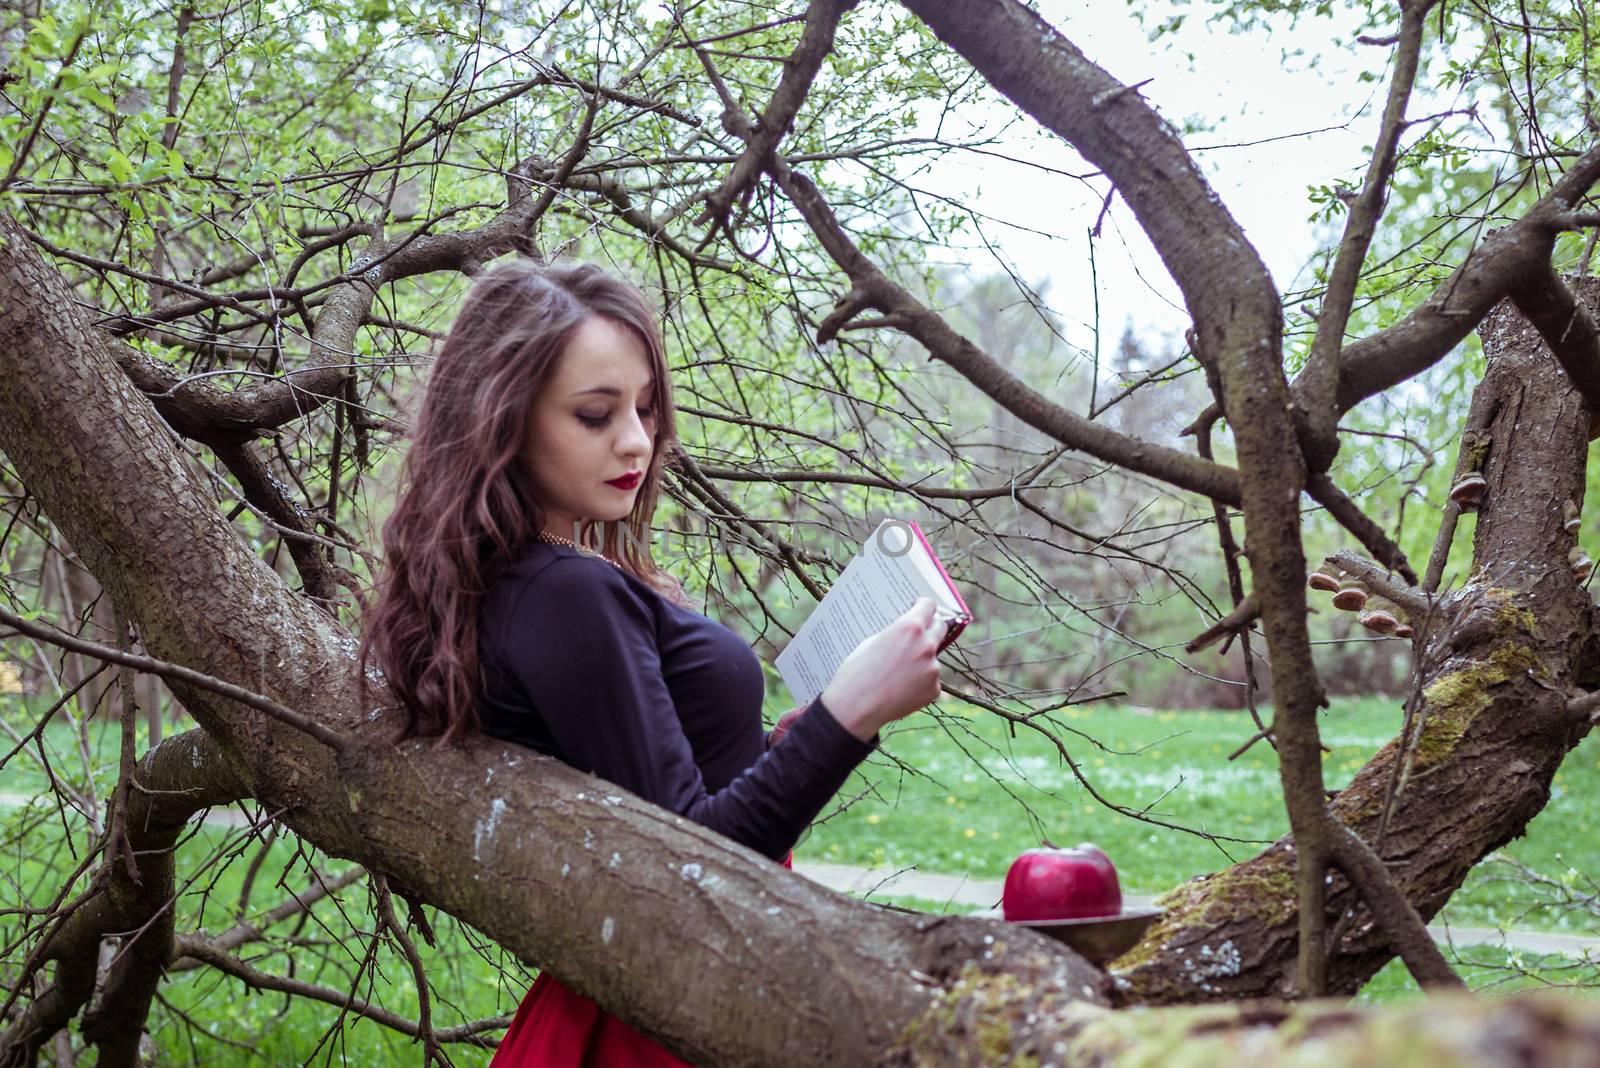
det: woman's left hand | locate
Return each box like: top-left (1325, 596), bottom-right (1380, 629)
top-left (767, 705), bottom-right (804, 748)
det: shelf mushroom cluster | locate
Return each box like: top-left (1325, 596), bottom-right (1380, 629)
top-left (1306, 568), bottom-right (1414, 639)
top-left (1565, 499), bottom-right (1593, 583)
top-left (1307, 497), bottom-right (1591, 636)
top-left (1448, 470), bottom-right (1487, 511)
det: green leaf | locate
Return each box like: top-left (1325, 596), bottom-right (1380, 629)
top-left (104, 149), bottom-right (134, 183)
top-left (29, 16), bottom-right (61, 54)
top-left (76, 85), bottom-right (115, 111)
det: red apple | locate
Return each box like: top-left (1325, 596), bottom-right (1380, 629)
top-left (1002, 843), bottom-right (1122, 921)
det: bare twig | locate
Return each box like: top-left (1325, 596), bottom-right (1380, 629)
top-left (1296, 0), bottom-right (1438, 466)
top-left (373, 874), bottom-right (452, 1066)
top-left (0, 604), bottom-right (348, 752)
top-left (173, 935), bottom-right (507, 1048)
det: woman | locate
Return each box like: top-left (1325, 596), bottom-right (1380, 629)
top-left (359, 258), bottom-right (944, 1066)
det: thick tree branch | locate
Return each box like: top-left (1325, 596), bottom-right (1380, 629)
top-left (1326, 823), bottom-right (1464, 990)
top-left (1424, 384), bottom-right (1501, 591)
top-left (771, 160), bottom-right (1243, 505)
top-left (1423, 499), bottom-right (1462, 593)
top-left (212, 441), bottom-right (340, 605)
top-left (1184, 594), bottom-right (1258, 655)
top-left (694, 0), bottom-right (855, 234)
top-left (1307, 473), bottom-right (1417, 583)
top-left (1326, 551), bottom-right (1429, 618)
top-left (1330, 143), bottom-right (1600, 413)
top-left (1508, 260), bottom-right (1600, 425)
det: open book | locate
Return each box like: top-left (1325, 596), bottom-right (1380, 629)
top-left (775, 518), bottom-right (972, 709)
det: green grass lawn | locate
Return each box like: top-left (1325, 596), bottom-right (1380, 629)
top-left (1358, 946), bottom-right (1600, 1004)
top-left (800, 695), bottom-right (1600, 937)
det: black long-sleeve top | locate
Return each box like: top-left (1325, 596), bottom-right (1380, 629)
top-left (477, 541), bottom-right (876, 860)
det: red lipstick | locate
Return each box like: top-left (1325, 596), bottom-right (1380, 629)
top-left (606, 471), bottom-right (642, 490)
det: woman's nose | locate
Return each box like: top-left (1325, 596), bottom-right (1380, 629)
top-left (619, 410), bottom-right (652, 457)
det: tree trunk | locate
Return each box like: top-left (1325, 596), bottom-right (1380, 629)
top-left (893, 989), bottom-right (1600, 1066)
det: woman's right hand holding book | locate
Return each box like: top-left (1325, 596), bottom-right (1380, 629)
top-left (820, 597), bottom-right (944, 743)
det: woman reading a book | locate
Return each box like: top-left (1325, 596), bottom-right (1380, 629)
top-left (359, 259), bottom-right (945, 1067)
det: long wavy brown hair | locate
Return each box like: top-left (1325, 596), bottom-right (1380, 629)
top-left (359, 258), bottom-right (690, 746)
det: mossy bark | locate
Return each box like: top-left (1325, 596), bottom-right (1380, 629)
top-left (1056, 991), bottom-right (1600, 1068)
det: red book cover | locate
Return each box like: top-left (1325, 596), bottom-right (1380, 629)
top-left (908, 519), bottom-right (971, 653)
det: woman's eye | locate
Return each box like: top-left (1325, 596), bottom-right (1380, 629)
top-left (578, 407), bottom-right (655, 430)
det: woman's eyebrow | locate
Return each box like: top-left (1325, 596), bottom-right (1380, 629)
top-left (570, 379), bottom-right (656, 398)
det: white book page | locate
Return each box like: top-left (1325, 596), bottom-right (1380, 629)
top-left (774, 519), bottom-right (958, 709)
top-left (863, 519), bottom-right (964, 619)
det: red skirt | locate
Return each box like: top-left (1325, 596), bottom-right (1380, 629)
top-left (489, 854), bottom-right (792, 1067)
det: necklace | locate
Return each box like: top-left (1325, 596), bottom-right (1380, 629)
top-left (536, 529), bottom-right (623, 570)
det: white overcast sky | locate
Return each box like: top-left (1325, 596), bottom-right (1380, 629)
top-left (910, 1), bottom-right (1392, 365)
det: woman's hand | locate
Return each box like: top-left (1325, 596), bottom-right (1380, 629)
top-left (820, 597), bottom-right (944, 743)
top-left (766, 705), bottom-right (805, 749)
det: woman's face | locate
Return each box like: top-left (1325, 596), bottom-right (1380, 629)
top-left (524, 315), bottom-right (657, 539)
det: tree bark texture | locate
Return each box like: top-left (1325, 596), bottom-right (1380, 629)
top-left (894, 989), bottom-right (1600, 1067)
